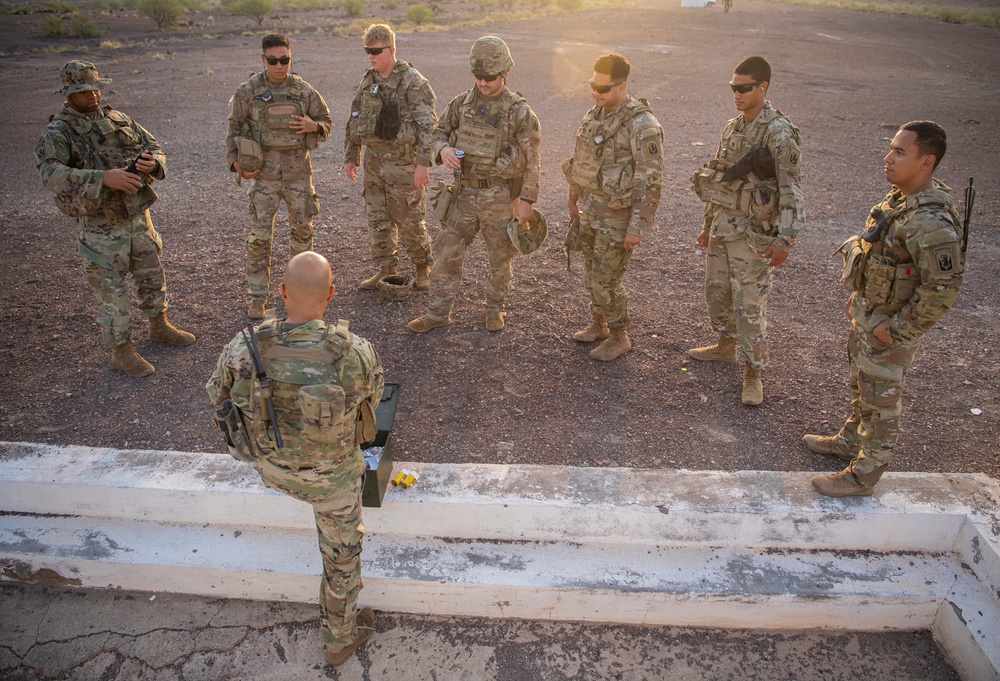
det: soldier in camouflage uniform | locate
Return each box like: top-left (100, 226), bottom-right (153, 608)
top-left (35, 61), bottom-right (196, 378)
top-left (806, 122), bottom-right (964, 497)
top-left (227, 34), bottom-right (333, 320)
top-left (564, 53), bottom-right (663, 362)
top-left (344, 23), bottom-right (437, 292)
top-left (206, 251), bottom-right (384, 666)
top-left (407, 36), bottom-right (541, 334)
top-left (689, 56), bottom-right (805, 406)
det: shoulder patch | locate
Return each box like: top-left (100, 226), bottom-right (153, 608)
top-left (935, 247), bottom-right (955, 273)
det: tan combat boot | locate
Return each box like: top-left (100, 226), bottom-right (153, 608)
top-left (112, 340), bottom-right (154, 377)
top-left (801, 434), bottom-right (854, 462)
top-left (414, 265), bottom-right (431, 291)
top-left (486, 311), bottom-right (505, 332)
top-left (811, 464), bottom-right (887, 498)
top-left (572, 313), bottom-right (610, 342)
top-left (325, 608), bottom-right (375, 667)
top-left (590, 328), bottom-right (632, 362)
top-left (359, 265), bottom-right (397, 290)
top-left (687, 334), bottom-right (738, 363)
top-left (148, 311), bottom-right (196, 346)
top-left (742, 363), bottom-right (763, 406)
top-left (407, 314), bottom-right (451, 333)
top-left (247, 299), bottom-right (266, 320)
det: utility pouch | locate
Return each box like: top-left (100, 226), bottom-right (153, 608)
top-left (356, 399), bottom-right (377, 446)
top-left (431, 180), bottom-right (454, 222)
top-left (214, 400), bottom-right (255, 463)
top-left (863, 254), bottom-right (896, 306)
top-left (298, 383), bottom-right (347, 447)
top-left (835, 235), bottom-right (866, 292)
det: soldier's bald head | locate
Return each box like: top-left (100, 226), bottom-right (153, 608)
top-left (284, 251), bottom-right (333, 306)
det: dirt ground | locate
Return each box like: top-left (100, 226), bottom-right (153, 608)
top-left (1, 1), bottom-right (997, 678)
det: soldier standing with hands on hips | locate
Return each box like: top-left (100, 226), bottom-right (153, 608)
top-left (407, 36), bottom-right (541, 334)
top-left (207, 251), bottom-right (384, 667)
top-left (227, 34), bottom-right (332, 320)
top-left (564, 53), bottom-right (663, 362)
top-left (35, 61), bottom-right (196, 377)
top-left (689, 56), bottom-right (805, 405)
top-left (345, 23), bottom-right (438, 292)
top-left (806, 122), bottom-right (966, 497)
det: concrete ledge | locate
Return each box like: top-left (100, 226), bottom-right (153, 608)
top-left (1, 442), bottom-right (998, 680)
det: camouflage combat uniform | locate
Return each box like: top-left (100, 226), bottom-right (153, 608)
top-left (696, 102), bottom-right (805, 368)
top-left (425, 87), bottom-right (541, 319)
top-left (227, 72), bottom-right (332, 303)
top-left (345, 60), bottom-right (437, 271)
top-left (35, 100), bottom-right (170, 348)
top-left (206, 318), bottom-right (384, 652)
top-left (834, 181), bottom-right (964, 474)
top-left (564, 97), bottom-right (663, 330)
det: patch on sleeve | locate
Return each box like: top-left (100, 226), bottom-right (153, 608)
top-left (647, 141), bottom-right (659, 156)
top-left (935, 246), bottom-right (955, 273)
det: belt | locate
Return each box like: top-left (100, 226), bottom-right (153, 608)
top-left (461, 177), bottom-right (508, 189)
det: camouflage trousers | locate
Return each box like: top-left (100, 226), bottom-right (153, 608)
top-left (247, 176), bottom-right (320, 301)
top-left (77, 210), bottom-right (167, 348)
top-left (313, 480), bottom-right (365, 652)
top-left (579, 197), bottom-right (633, 330)
top-left (363, 148), bottom-right (432, 269)
top-left (426, 184), bottom-right (515, 319)
top-left (836, 322), bottom-right (920, 474)
top-left (704, 233), bottom-right (773, 369)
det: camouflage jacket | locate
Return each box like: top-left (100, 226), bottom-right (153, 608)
top-left (564, 97), bottom-right (664, 238)
top-left (206, 318), bottom-right (384, 504)
top-left (433, 86), bottom-right (542, 204)
top-left (850, 180), bottom-right (964, 344)
top-left (704, 102), bottom-right (805, 251)
top-left (343, 60), bottom-right (438, 167)
top-left (226, 71), bottom-right (332, 181)
top-left (35, 103), bottom-right (165, 220)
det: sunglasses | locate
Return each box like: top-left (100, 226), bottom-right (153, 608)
top-left (589, 79), bottom-right (624, 94)
top-left (264, 55), bottom-right (291, 66)
top-left (472, 71), bottom-right (502, 83)
top-left (365, 46), bottom-right (391, 55)
top-left (729, 80), bottom-right (764, 93)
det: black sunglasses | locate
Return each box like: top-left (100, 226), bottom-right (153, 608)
top-left (472, 71), bottom-right (502, 83)
top-left (264, 55), bottom-right (291, 66)
top-left (729, 80), bottom-right (764, 93)
top-left (365, 46), bottom-right (391, 55)
top-left (589, 79), bottom-right (624, 94)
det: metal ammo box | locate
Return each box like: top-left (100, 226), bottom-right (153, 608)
top-left (361, 382), bottom-right (400, 508)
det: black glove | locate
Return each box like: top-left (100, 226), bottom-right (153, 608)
top-left (720, 147), bottom-right (776, 183)
top-left (374, 100), bottom-right (401, 140)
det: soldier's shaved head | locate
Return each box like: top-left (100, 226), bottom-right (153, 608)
top-left (282, 252), bottom-right (334, 321)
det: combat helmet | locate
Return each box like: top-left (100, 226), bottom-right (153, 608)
top-left (469, 36), bottom-right (513, 75)
top-left (507, 209), bottom-right (548, 255)
top-left (378, 274), bottom-right (416, 301)
top-left (55, 60), bottom-right (112, 95)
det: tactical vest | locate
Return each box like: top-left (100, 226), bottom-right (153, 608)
top-left (352, 62), bottom-right (414, 147)
top-left (248, 72), bottom-right (308, 151)
top-left (247, 319), bottom-right (364, 470)
top-left (570, 98), bottom-right (652, 205)
top-left (454, 89), bottom-right (524, 176)
top-left (48, 105), bottom-right (156, 218)
top-left (839, 187), bottom-right (962, 316)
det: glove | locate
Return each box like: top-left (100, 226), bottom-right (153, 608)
top-left (374, 100), bottom-right (401, 140)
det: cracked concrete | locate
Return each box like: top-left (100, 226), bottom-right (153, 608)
top-left (0, 584), bottom-right (962, 681)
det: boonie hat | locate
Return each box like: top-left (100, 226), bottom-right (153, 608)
top-left (55, 60), bottom-right (112, 96)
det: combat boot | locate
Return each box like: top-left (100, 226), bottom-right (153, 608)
top-left (742, 363), bottom-right (763, 405)
top-left (247, 299), bottom-right (266, 320)
top-left (112, 340), bottom-right (154, 377)
top-left (407, 314), bottom-right (451, 333)
top-left (359, 265), bottom-right (397, 290)
top-left (801, 434), bottom-right (854, 462)
top-left (148, 312), bottom-right (196, 346)
top-left (486, 311), bottom-right (505, 332)
top-left (687, 334), bottom-right (738, 363)
top-left (590, 328), bottom-right (631, 362)
top-left (572, 313), bottom-right (610, 342)
top-left (414, 265), bottom-right (431, 291)
top-left (811, 464), bottom-right (887, 498)
top-left (325, 608), bottom-right (375, 667)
